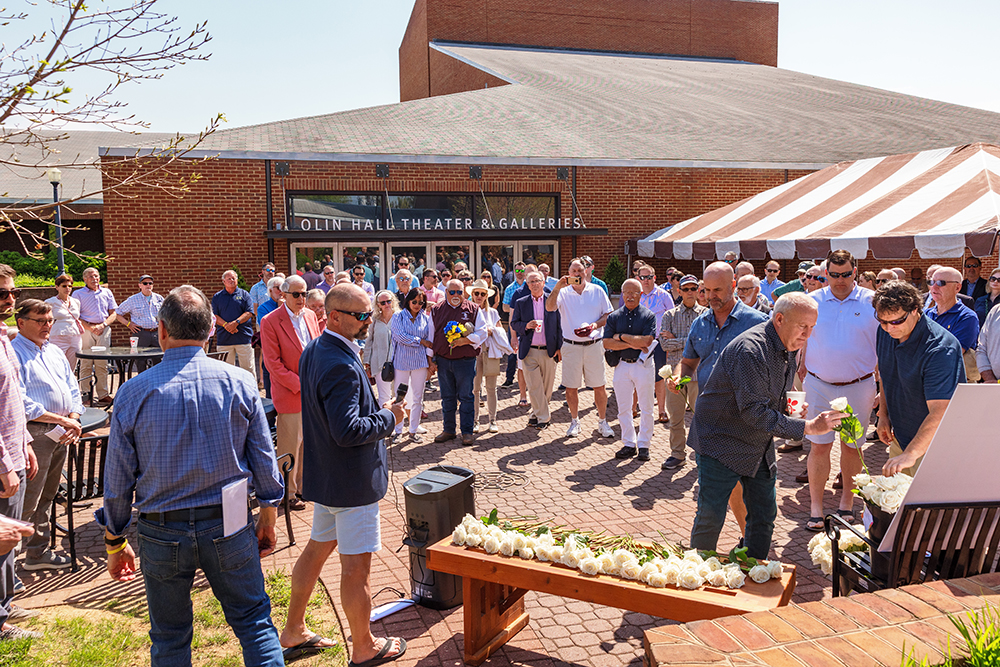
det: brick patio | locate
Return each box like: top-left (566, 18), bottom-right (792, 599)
top-left (17, 366), bottom-right (898, 666)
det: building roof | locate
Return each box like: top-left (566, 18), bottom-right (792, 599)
top-left (628, 143), bottom-right (1000, 260)
top-left (0, 130), bottom-right (180, 204)
top-left (103, 42), bottom-right (1000, 168)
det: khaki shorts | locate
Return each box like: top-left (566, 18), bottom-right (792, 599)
top-left (561, 341), bottom-right (605, 389)
top-left (887, 440), bottom-right (923, 478)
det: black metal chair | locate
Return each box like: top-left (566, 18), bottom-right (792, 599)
top-left (826, 501), bottom-right (1000, 596)
top-left (51, 434), bottom-right (109, 572)
top-left (207, 350), bottom-right (229, 363)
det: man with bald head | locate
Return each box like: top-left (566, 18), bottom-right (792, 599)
top-left (281, 283), bottom-right (406, 662)
top-left (926, 265), bottom-right (980, 381)
top-left (429, 279), bottom-right (487, 446)
top-left (690, 293), bottom-right (846, 558)
top-left (212, 269), bottom-right (256, 379)
top-left (603, 279), bottom-right (657, 461)
top-left (668, 261), bottom-right (766, 539)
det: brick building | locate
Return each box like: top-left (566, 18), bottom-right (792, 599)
top-left (100, 0), bottom-right (1000, 296)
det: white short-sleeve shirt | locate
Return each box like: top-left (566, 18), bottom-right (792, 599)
top-left (556, 283), bottom-right (613, 342)
top-left (803, 284), bottom-right (879, 383)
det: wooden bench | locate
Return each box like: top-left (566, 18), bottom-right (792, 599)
top-left (427, 537), bottom-right (796, 665)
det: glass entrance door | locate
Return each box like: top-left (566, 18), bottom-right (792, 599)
top-left (387, 243), bottom-right (430, 292)
top-left (432, 242), bottom-right (472, 278)
top-left (479, 243), bottom-right (513, 287)
top-left (291, 244), bottom-right (382, 288)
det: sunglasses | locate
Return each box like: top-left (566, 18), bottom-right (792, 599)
top-left (965, 264), bottom-right (980, 269)
top-left (827, 270), bottom-right (854, 279)
top-left (875, 278), bottom-right (891, 285)
top-left (874, 311), bottom-right (912, 326)
top-left (141, 281), bottom-right (154, 286)
top-left (680, 287), bottom-right (698, 292)
top-left (411, 300), bottom-right (425, 306)
top-left (638, 275), bottom-right (655, 280)
top-left (0, 288), bottom-right (22, 299)
top-left (929, 280), bottom-right (958, 287)
top-left (989, 276), bottom-right (1000, 283)
top-left (378, 299), bottom-right (392, 305)
top-left (335, 309), bottom-right (372, 322)
top-left (806, 275), bottom-right (826, 282)
top-left (447, 289), bottom-right (463, 295)
top-left (472, 291), bottom-right (487, 298)
top-left (514, 268), bottom-right (525, 274)
top-left (324, 271), bottom-right (335, 276)
top-left (766, 268), bottom-right (780, 273)
top-left (285, 291), bottom-right (308, 298)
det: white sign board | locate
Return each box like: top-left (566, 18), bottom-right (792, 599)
top-left (879, 383), bottom-right (1000, 551)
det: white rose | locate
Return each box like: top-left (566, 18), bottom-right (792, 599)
top-left (598, 553), bottom-right (620, 576)
top-left (620, 559), bottom-right (642, 580)
top-left (683, 549), bottom-right (704, 564)
top-left (464, 533), bottom-right (482, 548)
top-left (537, 532), bottom-right (555, 547)
top-left (725, 567), bottom-right (746, 589)
top-left (807, 531), bottom-right (829, 552)
top-left (488, 526), bottom-right (505, 540)
top-left (663, 563), bottom-right (682, 586)
top-left (563, 535), bottom-right (581, 552)
top-left (613, 549), bottom-right (636, 567)
top-left (706, 569), bottom-right (728, 587)
top-left (748, 565), bottom-right (771, 584)
top-left (663, 555), bottom-right (684, 571)
top-left (877, 475), bottom-right (900, 491)
top-left (518, 547), bottom-right (534, 560)
top-left (766, 560), bottom-right (783, 579)
top-left (818, 552), bottom-right (833, 576)
top-left (452, 526), bottom-right (467, 546)
top-left (468, 522), bottom-right (484, 537)
top-left (578, 548), bottom-right (595, 562)
top-left (512, 533), bottom-right (527, 551)
top-left (810, 545), bottom-right (830, 566)
top-left (535, 546), bottom-right (550, 562)
top-left (461, 513), bottom-right (477, 528)
top-left (830, 396), bottom-right (850, 412)
top-left (853, 473), bottom-right (872, 489)
top-left (639, 562), bottom-right (660, 583)
top-left (562, 550), bottom-right (581, 569)
top-left (879, 489), bottom-right (904, 514)
top-left (580, 557), bottom-right (601, 576)
top-left (678, 568), bottom-right (705, 589)
top-left (499, 537), bottom-right (516, 557)
top-left (483, 535), bottom-right (501, 554)
top-left (549, 546), bottom-right (564, 562)
top-left (647, 572), bottom-right (668, 588)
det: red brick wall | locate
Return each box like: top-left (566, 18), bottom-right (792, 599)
top-left (400, 0), bottom-right (779, 102)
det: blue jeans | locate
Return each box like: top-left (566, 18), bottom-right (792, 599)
top-left (137, 514), bottom-right (283, 667)
top-left (690, 453), bottom-right (776, 560)
top-left (436, 355), bottom-right (476, 435)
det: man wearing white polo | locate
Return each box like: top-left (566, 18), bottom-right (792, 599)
top-left (546, 258), bottom-right (614, 438)
top-left (801, 249), bottom-right (879, 532)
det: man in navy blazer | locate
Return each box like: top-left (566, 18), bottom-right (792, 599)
top-left (511, 270), bottom-right (562, 428)
top-left (279, 284), bottom-right (407, 664)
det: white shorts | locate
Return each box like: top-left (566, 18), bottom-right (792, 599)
top-left (561, 341), bottom-right (606, 389)
top-left (803, 373), bottom-right (877, 448)
top-left (310, 501), bottom-right (382, 554)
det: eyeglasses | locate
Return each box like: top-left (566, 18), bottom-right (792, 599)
top-left (827, 270), bottom-right (854, 279)
top-left (638, 275), bottom-right (655, 280)
top-left (285, 291), bottom-right (308, 299)
top-left (806, 275), bottom-right (826, 282)
top-left (929, 280), bottom-right (958, 287)
top-left (23, 317), bottom-right (54, 325)
top-left (141, 281), bottom-right (153, 286)
top-left (335, 309), bottom-right (373, 322)
top-left (874, 311), bottom-right (913, 326)
top-left (378, 299), bottom-right (392, 305)
top-left (680, 287), bottom-right (698, 292)
top-left (736, 287), bottom-right (754, 294)
top-left (447, 289), bottom-right (463, 295)
top-left (0, 289), bottom-right (22, 299)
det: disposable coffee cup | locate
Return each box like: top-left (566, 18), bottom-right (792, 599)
top-left (130, 336), bottom-right (139, 350)
top-left (786, 391), bottom-right (806, 418)
top-left (533, 319), bottom-right (543, 332)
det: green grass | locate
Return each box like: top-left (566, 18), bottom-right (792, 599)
top-left (0, 570), bottom-right (346, 667)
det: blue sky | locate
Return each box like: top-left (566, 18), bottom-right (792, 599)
top-left (53, 0), bottom-right (1000, 133)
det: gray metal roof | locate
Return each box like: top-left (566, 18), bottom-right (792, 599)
top-left (0, 130), bottom-right (180, 204)
top-left (102, 42), bottom-right (1000, 168)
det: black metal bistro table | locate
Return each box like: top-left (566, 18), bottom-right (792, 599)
top-left (76, 346), bottom-right (164, 403)
top-left (80, 407), bottom-right (110, 433)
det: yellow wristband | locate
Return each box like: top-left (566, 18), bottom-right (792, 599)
top-left (106, 539), bottom-right (128, 555)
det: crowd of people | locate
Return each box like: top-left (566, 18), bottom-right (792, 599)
top-left (0, 245), bottom-right (991, 661)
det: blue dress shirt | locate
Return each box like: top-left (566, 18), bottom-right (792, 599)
top-left (11, 336), bottom-right (85, 420)
top-left (682, 299), bottom-right (768, 388)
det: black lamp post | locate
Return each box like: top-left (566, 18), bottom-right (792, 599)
top-left (46, 167), bottom-right (64, 275)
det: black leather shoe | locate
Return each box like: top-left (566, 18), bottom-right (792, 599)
top-left (614, 446), bottom-right (637, 459)
top-left (528, 416), bottom-right (538, 426)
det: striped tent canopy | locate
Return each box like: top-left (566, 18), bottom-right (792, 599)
top-left (627, 143), bottom-right (1000, 260)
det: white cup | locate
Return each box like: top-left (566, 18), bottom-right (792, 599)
top-left (786, 391), bottom-right (806, 418)
top-left (130, 336), bottom-right (139, 350)
top-left (533, 319), bottom-right (543, 333)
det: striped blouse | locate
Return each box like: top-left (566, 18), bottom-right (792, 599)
top-left (389, 309), bottom-right (432, 371)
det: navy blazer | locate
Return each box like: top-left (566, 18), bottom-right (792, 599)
top-left (298, 331), bottom-right (395, 507)
top-left (510, 289), bottom-right (562, 359)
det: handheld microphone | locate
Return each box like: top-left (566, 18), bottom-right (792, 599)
top-left (394, 383), bottom-right (409, 404)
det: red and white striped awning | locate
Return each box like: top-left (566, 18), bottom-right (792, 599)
top-left (626, 143), bottom-right (1000, 260)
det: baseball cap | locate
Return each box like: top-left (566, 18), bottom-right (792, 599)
top-left (679, 274), bottom-right (699, 287)
top-left (797, 261), bottom-right (815, 272)
top-left (139, 274), bottom-right (153, 282)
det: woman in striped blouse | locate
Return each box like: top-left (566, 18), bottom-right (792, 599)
top-left (389, 289), bottom-right (435, 442)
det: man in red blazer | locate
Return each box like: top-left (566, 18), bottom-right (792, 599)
top-left (261, 276), bottom-right (321, 510)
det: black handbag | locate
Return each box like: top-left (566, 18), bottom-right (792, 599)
top-left (380, 328), bottom-right (395, 382)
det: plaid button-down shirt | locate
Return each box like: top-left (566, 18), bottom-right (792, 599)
top-left (659, 302), bottom-right (708, 367)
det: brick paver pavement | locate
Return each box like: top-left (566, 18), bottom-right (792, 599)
top-left (16, 364), bottom-right (887, 666)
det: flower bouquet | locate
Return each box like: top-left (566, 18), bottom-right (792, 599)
top-left (852, 472), bottom-right (913, 580)
top-left (444, 321), bottom-right (473, 350)
top-left (807, 527), bottom-right (868, 576)
top-left (451, 509), bottom-right (786, 592)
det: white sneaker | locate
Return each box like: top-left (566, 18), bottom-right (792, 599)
top-left (598, 419), bottom-right (614, 438)
top-left (488, 421), bottom-right (499, 433)
top-left (413, 425), bottom-right (428, 434)
top-left (472, 424), bottom-right (482, 433)
top-left (566, 419), bottom-right (581, 437)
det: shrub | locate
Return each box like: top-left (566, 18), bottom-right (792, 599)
top-left (0, 249), bottom-right (106, 283)
top-left (602, 256), bottom-right (627, 294)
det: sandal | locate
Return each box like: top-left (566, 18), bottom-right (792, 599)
top-left (806, 517), bottom-right (825, 532)
top-left (348, 637), bottom-right (407, 667)
top-left (518, 399), bottom-right (528, 407)
top-left (658, 413), bottom-right (669, 423)
top-left (283, 634), bottom-right (337, 661)
top-left (836, 509), bottom-right (854, 521)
